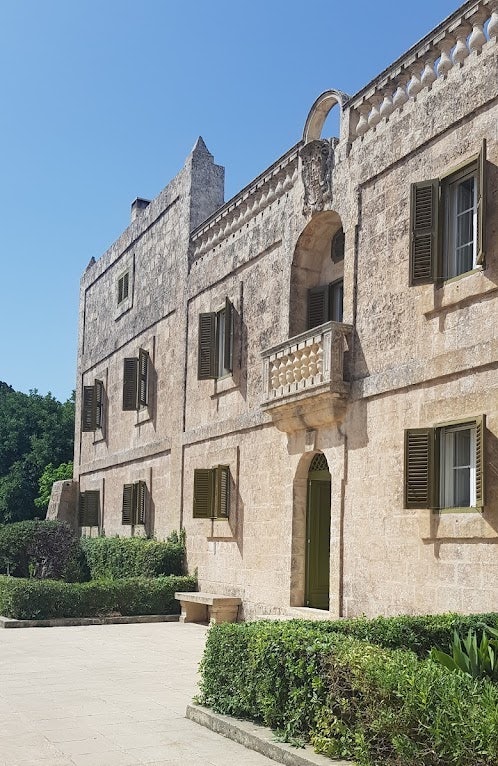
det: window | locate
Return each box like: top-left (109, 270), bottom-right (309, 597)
top-left (307, 280), bottom-right (343, 329)
top-left (198, 298), bottom-right (234, 380)
top-left (122, 349), bottom-right (149, 410)
top-left (331, 227), bottom-right (345, 263)
top-left (117, 270), bottom-right (129, 305)
top-left (79, 491), bottom-right (99, 527)
top-left (410, 140), bottom-right (486, 285)
top-left (404, 416), bottom-right (484, 510)
top-left (82, 379), bottom-right (104, 432)
top-left (122, 481), bottom-right (146, 525)
top-left (193, 465), bottom-right (230, 518)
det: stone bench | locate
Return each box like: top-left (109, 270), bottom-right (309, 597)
top-left (174, 592), bottom-right (241, 624)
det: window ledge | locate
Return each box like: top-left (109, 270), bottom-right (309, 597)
top-left (211, 375), bottom-right (237, 397)
top-left (420, 269), bottom-right (497, 315)
top-left (135, 407), bottom-right (152, 426)
top-left (92, 429), bottom-right (105, 444)
top-left (418, 508), bottom-right (496, 540)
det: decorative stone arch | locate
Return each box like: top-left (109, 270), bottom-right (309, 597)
top-left (290, 450), bottom-right (331, 607)
top-left (302, 89), bottom-right (349, 144)
top-left (289, 210), bottom-right (345, 337)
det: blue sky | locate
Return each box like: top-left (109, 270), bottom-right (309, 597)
top-left (1, 0), bottom-right (458, 402)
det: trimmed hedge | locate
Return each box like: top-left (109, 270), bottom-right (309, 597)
top-left (0, 574), bottom-right (196, 620)
top-left (299, 612), bottom-right (498, 657)
top-left (199, 620), bottom-right (498, 766)
top-left (80, 536), bottom-right (185, 579)
top-left (0, 520), bottom-right (82, 580)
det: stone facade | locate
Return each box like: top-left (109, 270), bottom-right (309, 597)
top-left (58, 0), bottom-right (498, 619)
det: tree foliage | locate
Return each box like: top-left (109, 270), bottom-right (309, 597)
top-left (35, 462), bottom-right (74, 512)
top-left (0, 383), bottom-right (74, 523)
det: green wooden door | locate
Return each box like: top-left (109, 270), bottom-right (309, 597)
top-left (305, 477), bottom-right (331, 610)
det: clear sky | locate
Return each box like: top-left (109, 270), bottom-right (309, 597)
top-left (1, 0), bottom-right (458, 403)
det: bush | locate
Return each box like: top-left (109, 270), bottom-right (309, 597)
top-left (80, 536), bottom-right (185, 580)
top-left (0, 520), bottom-right (80, 579)
top-left (0, 574), bottom-right (196, 620)
top-left (199, 620), bottom-right (498, 766)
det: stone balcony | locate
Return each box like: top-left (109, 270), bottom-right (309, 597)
top-left (261, 321), bottom-right (352, 433)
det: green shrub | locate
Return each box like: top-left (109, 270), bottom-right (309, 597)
top-left (81, 536), bottom-right (185, 579)
top-left (199, 620), bottom-right (498, 766)
top-left (0, 520), bottom-right (80, 579)
top-left (0, 574), bottom-right (196, 619)
top-left (431, 626), bottom-right (498, 682)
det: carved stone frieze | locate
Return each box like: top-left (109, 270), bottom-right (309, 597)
top-left (300, 138), bottom-right (336, 215)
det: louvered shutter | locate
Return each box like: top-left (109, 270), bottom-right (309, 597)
top-left (307, 285), bottom-right (330, 329)
top-left (136, 481), bottom-right (146, 524)
top-left (475, 415), bottom-right (485, 509)
top-left (404, 428), bottom-right (434, 509)
top-left (224, 298), bottom-right (234, 373)
top-left (138, 349), bottom-right (149, 407)
top-left (477, 139), bottom-right (486, 266)
top-left (193, 469), bottom-right (214, 518)
top-left (122, 358), bottom-right (138, 410)
top-left (82, 385), bottom-right (96, 431)
top-left (198, 313), bottom-right (217, 379)
top-left (79, 491), bottom-right (99, 526)
top-left (215, 465), bottom-right (230, 518)
top-left (410, 180), bottom-right (439, 285)
top-left (94, 380), bottom-right (103, 429)
top-left (122, 484), bottom-right (134, 524)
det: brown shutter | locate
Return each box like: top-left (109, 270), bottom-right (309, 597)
top-left (404, 428), bottom-right (434, 509)
top-left (214, 465), bottom-right (230, 518)
top-left (307, 285), bottom-right (330, 329)
top-left (82, 385), bottom-right (96, 432)
top-left (224, 298), bottom-right (234, 373)
top-left (94, 380), bottom-right (103, 429)
top-left (138, 349), bottom-right (149, 407)
top-left (193, 469), bottom-right (214, 518)
top-left (122, 484), bottom-right (134, 524)
top-left (79, 491), bottom-right (99, 526)
top-left (477, 139), bottom-right (486, 266)
top-left (410, 180), bottom-right (439, 285)
top-left (136, 481), bottom-right (146, 524)
top-left (198, 313), bottom-right (217, 379)
top-left (122, 358), bottom-right (138, 410)
top-left (475, 415), bottom-right (485, 509)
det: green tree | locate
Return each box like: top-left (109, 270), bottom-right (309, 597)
top-left (35, 461), bottom-right (74, 512)
top-left (0, 384), bottom-right (75, 523)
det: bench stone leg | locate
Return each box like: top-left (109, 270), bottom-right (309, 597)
top-left (180, 601), bottom-right (208, 624)
top-left (208, 605), bottom-right (239, 624)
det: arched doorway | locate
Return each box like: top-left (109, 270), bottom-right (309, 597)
top-left (305, 453), bottom-right (331, 609)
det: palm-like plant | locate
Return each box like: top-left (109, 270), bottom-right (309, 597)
top-left (430, 626), bottom-right (498, 682)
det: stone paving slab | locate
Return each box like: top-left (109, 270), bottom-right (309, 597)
top-left (0, 614), bottom-right (179, 629)
top-left (0, 622), bottom-right (275, 766)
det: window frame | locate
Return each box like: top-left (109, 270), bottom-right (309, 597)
top-left (193, 465), bottom-right (230, 519)
top-left (122, 481), bottom-right (146, 526)
top-left (307, 280), bottom-right (344, 330)
top-left (404, 416), bottom-right (485, 512)
top-left (198, 298), bottom-right (234, 381)
top-left (409, 140), bottom-right (486, 286)
top-left (122, 349), bottom-right (149, 411)
top-left (79, 490), bottom-right (99, 527)
top-left (82, 379), bottom-right (104, 432)
top-left (117, 270), bottom-right (130, 305)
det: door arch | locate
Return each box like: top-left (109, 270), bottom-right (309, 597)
top-left (305, 453), bottom-right (331, 609)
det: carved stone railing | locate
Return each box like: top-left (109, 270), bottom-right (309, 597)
top-left (190, 146), bottom-right (299, 260)
top-left (349, 0), bottom-right (498, 140)
top-left (261, 321), bottom-right (352, 405)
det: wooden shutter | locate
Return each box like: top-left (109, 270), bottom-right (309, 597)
top-left (138, 349), bottom-right (149, 407)
top-left (307, 285), bottom-right (330, 329)
top-left (94, 380), bottom-right (103, 429)
top-left (79, 491), bottom-right (99, 526)
top-left (198, 313), bottom-right (217, 379)
top-left (224, 298), bottom-right (234, 373)
top-left (410, 180), bottom-right (439, 285)
top-left (475, 415), bottom-right (485, 509)
top-left (136, 481), bottom-right (146, 524)
top-left (82, 385), bottom-right (96, 431)
top-left (122, 484), bottom-right (134, 524)
top-left (477, 139), bottom-right (486, 266)
top-left (214, 465), bottom-right (230, 518)
top-left (193, 469), bottom-right (214, 518)
top-left (404, 428), bottom-right (434, 509)
top-left (122, 358), bottom-right (138, 410)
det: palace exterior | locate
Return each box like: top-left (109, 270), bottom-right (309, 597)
top-left (50, 0), bottom-right (498, 619)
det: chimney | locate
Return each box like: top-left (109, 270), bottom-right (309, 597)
top-left (131, 197), bottom-right (151, 222)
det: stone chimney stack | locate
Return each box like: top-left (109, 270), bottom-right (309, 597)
top-left (131, 197), bottom-right (151, 222)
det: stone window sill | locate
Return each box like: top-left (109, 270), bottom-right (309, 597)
top-left (420, 269), bottom-right (497, 315)
top-left (418, 508), bottom-right (497, 540)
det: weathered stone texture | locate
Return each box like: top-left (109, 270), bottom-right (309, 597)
top-left (52, 1), bottom-right (498, 619)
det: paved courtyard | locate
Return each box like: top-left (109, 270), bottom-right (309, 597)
top-left (0, 622), bottom-right (275, 766)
